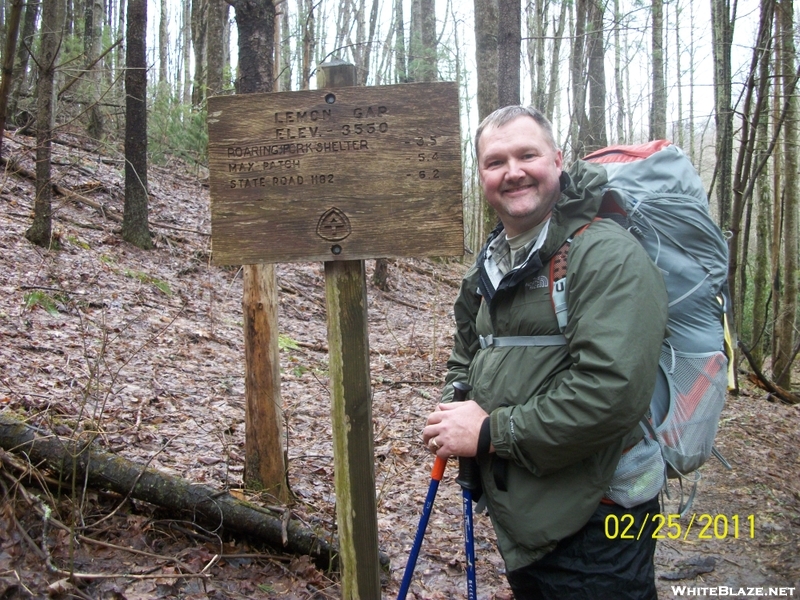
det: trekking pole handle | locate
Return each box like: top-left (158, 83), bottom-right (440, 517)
top-left (451, 382), bottom-right (480, 492)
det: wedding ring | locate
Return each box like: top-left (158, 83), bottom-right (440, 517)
top-left (430, 438), bottom-right (440, 450)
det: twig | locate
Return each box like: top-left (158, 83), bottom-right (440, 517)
top-left (373, 289), bottom-right (425, 310)
top-left (58, 37), bottom-right (124, 99)
top-left (217, 552), bottom-right (292, 562)
top-left (76, 534), bottom-right (196, 574)
top-left (200, 554), bottom-right (220, 574)
top-left (0, 475), bottom-right (48, 560)
top-left (53, 569), bottom-right (211, 582)
top-left (392, 258), bottom-right (464, 288)
top-left (5, 470), bottom-right (202, 578)
top-left (11, 511), bottom-right (48, 560)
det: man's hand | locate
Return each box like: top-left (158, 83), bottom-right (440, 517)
top-left (423, 401), bottom-right (490, 458)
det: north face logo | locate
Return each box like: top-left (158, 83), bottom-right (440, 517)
top-left (526, 275), bottom-right (549, 290)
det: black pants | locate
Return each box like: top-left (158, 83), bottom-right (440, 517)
top-left (506, 496), bottom-right (660, 600)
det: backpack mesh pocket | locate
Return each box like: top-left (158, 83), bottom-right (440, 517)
top-left (655, 349), bottom-right (728, 477)
top-left (606, 435), bottom-right (665, 508)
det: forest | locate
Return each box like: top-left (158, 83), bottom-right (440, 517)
top-left (1, 0), bottom-right (796, 391)
top-left (0, 0), bottom-right (798, 598)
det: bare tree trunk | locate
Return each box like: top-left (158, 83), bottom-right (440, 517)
top-left (7, 0), bottom-right (39, 124)
top-left (650, 0), bottom-right (667, 140)
top-left (370, 0), bottom-right (397, 288)
top-left (422, 0), bottom-right (436, 79)
top-left (25, 0), bottom-right (65, 248)
top-left (159, 0), bottom-right (168, 85)
top-left (222, 5), bottom-right (231, 78)
top-left (474, 0), bottom-right (498, 120)
top-left (356, 0), bottom-right (380, 85)
top-left (191, 0), bottom-right (207, 104)
top-left (241, 262), bottom-right (287, 501)
top-left (273, 3), bottom-right (283, 90)
top-left (0, 0), bottom-right (23, 159)
top-left (613, 0), bottom-right (625, 142)
top-left (227, 0), bottom-right (287, 502)
top-left (497, 0), bottom-right (520, 106)
top-left (585, 0), bottom-right (607, 152)
top-left (711, 0), bottom-right (734, 229)
top-left (106, 0), bottom-right (118, 94)
top-left (729, 0), bottom-right (774, 334)
top-left (545, 0), bottom-right (567, 122)
top-left (527, 0), bottom-right (547, 110)
top-left (278, 1), bottom-right (291, 91)
top-left (773, 0), bottom-right (798, 389)
top-left (334, 0), bottom-right (352, 57)
top-left (299, 0), bottom-right (315, 90)
top-left (393, 0), bottom-right (407, 82)
top-left (674, 0), bottom-right (684, 146)
top-left (474, 0), bottom-right (498, 242)
top-left (0, 0), bottom-right (5, 48)
top-left (73, 0), bottom-right (85, 38)
top-left (625, 21), bottom-right (634, 144)
top-left (207, 0), bottom-right (227, 96)
top-left (114, 0), bottom-right (126, 107)
top-left (688, 0), bottom-right (697, 158)
top-left (85, 0), bottom-right (105, 140)
top-left (373, 12), bottom-right (394, 85)
top-left (770, 46), bottom-right (783, 376)
top-left (182, 0), bottom-right (191, 103)
top-left (570, 0), bottom-right (589, 157)
top-left (121, 0), bottom-right (152, 250)
top-left (751, 90), bottom-right (771, 369)
top-left (353, 0), bottom-right (366, 81)
top-left (409, 0), bottom-right (436, 82)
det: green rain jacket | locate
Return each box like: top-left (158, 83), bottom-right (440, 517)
top-left (442, 159), bottom-right (669, 571)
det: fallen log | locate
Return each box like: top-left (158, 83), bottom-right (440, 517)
top-left (0, 413), bottom-right (388, 573)
top-left (738, 341), bottom-right (800, 405)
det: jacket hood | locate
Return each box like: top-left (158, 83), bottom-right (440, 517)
top-left (542, 159), bottom-right (608, 259)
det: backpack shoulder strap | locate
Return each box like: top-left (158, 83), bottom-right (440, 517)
top-left (549, 222), bottom-right (594, 332)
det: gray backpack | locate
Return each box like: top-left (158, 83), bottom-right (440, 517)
top-left (555, 141), bottom-right (733, 511)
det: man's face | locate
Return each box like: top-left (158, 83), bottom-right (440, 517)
top-left (477, 116), bottom-right (563, 237)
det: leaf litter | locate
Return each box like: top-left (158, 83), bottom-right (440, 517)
top-left (0, 129), bottom-right (798, 598)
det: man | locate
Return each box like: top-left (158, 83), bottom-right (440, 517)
top-left (423, 106), bottom-right (668, 599)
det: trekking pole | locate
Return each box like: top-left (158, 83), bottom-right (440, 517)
top-left (397, 382), bottom-right (477, 600)
top-left (452, 382), bottom-right (478, 600)
top-left (396, 455), bottom-right (447, 600)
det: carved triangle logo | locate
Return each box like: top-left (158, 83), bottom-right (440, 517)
top-left (316, 207), bottom-right (352, 241)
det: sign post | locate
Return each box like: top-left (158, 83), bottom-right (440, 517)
top-left (207, 63), bottom-right (462, 597)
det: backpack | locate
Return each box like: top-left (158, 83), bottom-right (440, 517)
top-left (553, 140), bottom-right (734, 512)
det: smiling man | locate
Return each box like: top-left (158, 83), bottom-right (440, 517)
top-left (423, 106), bottom-right (669, 599)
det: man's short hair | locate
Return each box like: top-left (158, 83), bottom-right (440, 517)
top-left (475, 106), bottom-right (558, 158)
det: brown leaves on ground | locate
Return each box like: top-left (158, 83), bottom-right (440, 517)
top-left (0, 129), bottom-right (798, 598)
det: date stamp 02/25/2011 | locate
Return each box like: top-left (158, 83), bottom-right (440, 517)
top-left (604, 513), bottom-right (757, 541)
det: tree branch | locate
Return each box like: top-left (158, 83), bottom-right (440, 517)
top-left (738, 340), bottom-right (800, 404)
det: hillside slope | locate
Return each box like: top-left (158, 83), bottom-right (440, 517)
top-left (0, 129), bottom-right (797, 599)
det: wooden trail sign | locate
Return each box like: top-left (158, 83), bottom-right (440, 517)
top-left (207, 81), bottom-right (463, 265)
top-left (208, 68), bottom-right (464, 598)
